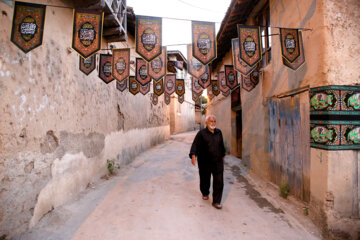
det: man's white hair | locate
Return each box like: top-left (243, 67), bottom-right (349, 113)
top-left (205, 114), bottom-right (216, 125)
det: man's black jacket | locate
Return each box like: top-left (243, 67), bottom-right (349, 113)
top-left (189, 128), bottom-right (226, 173)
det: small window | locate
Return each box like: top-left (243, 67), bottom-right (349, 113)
top-left (257, 4), bottom-right (271, 68)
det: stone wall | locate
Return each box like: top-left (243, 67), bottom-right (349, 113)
top-left (0, 1), bottom-right (170, 237)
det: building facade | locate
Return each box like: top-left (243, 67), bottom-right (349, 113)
top-left (207, 0), bottom-right (360, 238)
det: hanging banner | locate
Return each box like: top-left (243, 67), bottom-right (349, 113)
top-left (153, 78), bottom-right (164, 96)
top-left (164, 74), bottom-right (176, 95)
top-left (187, 44), bottom-right (206, 79)
top-left (72, 9), bottom-right (103, 59)
top-left (280, 28), bottom-right (300, 64)
top-left (116, 79), bottom-right (127, 92)
top-left (176, 79), bottom-right (185, 96)
top-left (135, 58), bottom-right (151, 86)
top-left (191, 77), bottom-right (203, 94)
top-left (237, 25), bottom-right (262, 67)
top-left (140, 82), bottom-right (150, 95)
top-left (218, 71), bottom-right (230, 94)
top-left (112, 48), bottom-right (130, 82)
top-left (135, 15), bottom-right (162, 62)
top-left (283, 31), bottom-right (305, 70)
top-left (164, 93), bottom-right (171, 105)
top-left (241, 74), bottom-right (255, 92)
top-left (151, 93), bottom-right (158, 105)
top-left (225, 65), bottom-right (238, 90)
top-left (129, 76), bottom-right (140, 95)
top-left (175, 61), bottom-right (184, 70)
top-left (211, 80), bottom-right (220, 96)
top-left (231, 86), bottom-right (241, 108)
top-left (222, 89), bottom-right (231, 97)
top-left (231, 38), bottom-right (256, 76)
top-left (192, 91), bottom-right (202, 102)
top-left (250, 70), bottom-right (260, 86)
top-left (191, 21), bottom-right (217, 65)
top-left (99, 54), bottom-right (114, 84)
top-left (11, 2), bottom-right (46, 53)
top-left (178, 95), bottom-right (184, 104)
top-left (148, 47), bottom-right (166, 81)
top-left (79, 55), bottom-right (96, 75)
top-left (198, 65), bottom-right (211, 89)
top-left (207, 86), bottom-right (214, 101)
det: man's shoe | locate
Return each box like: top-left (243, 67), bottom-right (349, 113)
top-left (212, 203), bottom-right (222, 209)
top-left (202, 196), bottom-right (209, 200)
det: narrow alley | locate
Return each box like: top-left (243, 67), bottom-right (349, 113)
top-left (17, 132), bottom-right (321, 240)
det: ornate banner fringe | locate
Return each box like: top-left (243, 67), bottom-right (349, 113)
top-left (135, 58), bottom-right (151, 86)
top-left (136, 15), bottom-right (162, 62)
top-left (72, 9), bottom-right (103, 59)
top-left (153, 78), bottom-right (164, 96)
top-left (280, 28), bottom-right (300, 64)
top-left (237, 25), bottom-right (262, 67)
top-left (283, 32), bottom-right (305, 70)
top-left (176, 79), bottom-right (185, 96)
top-left (140, 82), bottom-right (150, 95)
top-left (112, 48), bottom-right (130, 82)
top-left (148, 47), bottom-right (167, 81)
top-left (99, 54), bottom-right (114, 84)
top-left (191, 77), bottom-right (203, 94)
top-left (116, 79), bottom-right (127, 92)
top-left (79, 55), bottom-right (96, 75)
top-left (218, 71), bottom-right (229, 94)
top-left (191, 21), bottom-right (217, 65)
top-left (231, 38), bottom-right (256, 76)
top-left (198, 65), bottom-right (211, 89)
top-left (129, 76), bottom-right (140, 95)
top-left (187, 44), bottom-right (206, 79)
top-left (165, 74), bottom-right (176, 95)
top-left (225, 65), bottom-right (238, 90)
top-left (211, 80), bottom-right (220, 96)
top-left (11, 2), bottom-right (46, 53)
top-left (164, 93), bottom-right (171, 105)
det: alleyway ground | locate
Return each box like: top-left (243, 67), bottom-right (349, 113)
top-left (16, 131), bottom-right (322, 240)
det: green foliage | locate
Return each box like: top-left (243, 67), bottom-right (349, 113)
top-left (107, 159), bottom-right (120, 175)
top-left (279, 181), bottom-right (290, 198)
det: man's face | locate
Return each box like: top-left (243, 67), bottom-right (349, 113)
top-left (207, 117), bottom-right (216, 130)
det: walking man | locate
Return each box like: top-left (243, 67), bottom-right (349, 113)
top-left (189, 114), bottom-right (225, 209)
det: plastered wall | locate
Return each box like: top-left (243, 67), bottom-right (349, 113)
top-left (0, 1), bottom-right (170, 237)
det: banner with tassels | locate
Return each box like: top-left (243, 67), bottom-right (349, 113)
top-left (79, 55), bottom-right (96, 75)
top-left (231, 38), bottom-right (256, 76)
top-left (135, 58), bottom-right (151, 86)
top-left (191, 21), bottom-right (217, 65)
top-left (116, 79), bottom-right (127, 92)
top-left (241, 74), bottom-right (255, 92)
top-left (176, 79), bottom-right (185, 96)
top-left (237, 25), bottom-right (262, 67)
top-left (136, 15), bottom-right (162, 62)
top-left (165, 74), bottom-right (176, 95)
top-left (178, 95), bottom-right (184, 104)
top-left (112, 48), bottom-right (130, 82)
top-left (211, 80), bottom-right (220, 96)
top-left (191, 77), bottom-right (203, 95)
top-left (198, 65), bottom-right (211, 89)
top-left (153, 78), bottom-right (164, 96)
top-left (218, 71), bottom-right (230, 94)
top-left (192, 91), bottom-right (202, 102)
top-left (225, 65), bottom-right (238, 90)
top-left (148, 47), bottom-right (166, 81)
top-left (99, 54), bottom-right (114, 84)
top-left (283, 31), bottom-right (305, 70)
top-left (187, 44), bottom-right (206, 79)
top-left (164, 93), bottom-right (171, 105)
top-left (129, 76), bottom-right (140, 95)
top-left (140, 82), bottom-right (150, 95)
top-left (72, 9), bottom-right (103, 59)
top-left (11, 1), bottom-right (46, 53)
top-left (280, 28), bottom-right (301, 64)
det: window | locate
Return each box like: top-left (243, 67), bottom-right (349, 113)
top-left (257, 4), bottom-right (271, 67)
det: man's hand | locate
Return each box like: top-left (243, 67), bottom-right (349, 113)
top-left (191, 155), bottom-right (197, 166)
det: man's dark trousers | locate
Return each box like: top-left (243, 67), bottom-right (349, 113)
top-left (199, 168), bottom-right (224, 204)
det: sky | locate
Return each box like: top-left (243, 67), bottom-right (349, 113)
top-left (128, 0), bottom-right (231, 56)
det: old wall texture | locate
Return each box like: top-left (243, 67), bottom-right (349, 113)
top-left (0, 1), bottom-right (170, 237)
